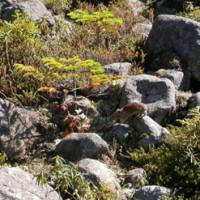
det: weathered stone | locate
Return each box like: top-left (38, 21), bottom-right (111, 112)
top-left (134, 185), bottom-right (171, 200)
top-left (103, 62), bottom-right (132, 76)
top-left (63, 95), bottom-right (99, 117)
top-left (1, 0), bottom-right (55, 26)
top-left (110, 123), bottom-right (133, 145)
top-left (77, 158), bottom-right (121, 195)
top-left (155, 69), bottom-right (184, 90)
top-left (132, 115), bottom-right (170, 149)
top-left (147, 15), bottom-right (200, 81)
top-left (0, 167), bottom-right (61, 200)
top-left (120, 75), bottom-right (176, 123)
top-left (126, 168), bottom-right (147, 188)
top-left (55, 133), bottom-right (109, 161)
top-left (188, 92), bottom-right (200, 108)
top-left (0, 98), bottom-right (54, 161)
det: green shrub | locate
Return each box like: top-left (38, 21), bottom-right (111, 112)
top-left (37, 156), bottom-right (117, 200)
top-left (42, 0), bottom-right (72, 14)
top-left (49, 3), bottom-right (145, 65)
top-left (68, 9), bottom-right (123, 46)
top-left (0, 152), bottom-right (8, 166)
top-left (5, 56), bottom-right (108, 104)
top-left (179, 6), bottom-right (200, 22)
top-left (127, 108), bottom-right (200, 198)
top-left (0, 12), bottom-right (44, 69)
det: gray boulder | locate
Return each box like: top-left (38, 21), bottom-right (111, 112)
top-left (110, 123), bottom-right (133, 145)
top-left (155, 69), bottom-right (184, 90)
top-left (77, 158), bottom-right (121, 195)
top-left (132, 115), bottom-right (170, 149)
top-left (120, 75), bottom-right (176, 123)
top-left (188, 92), bottom-right (200, 108)
top-left (1, 0), bottom-right (55, 26)
top-left (102, 62), bottom-right (132, 76)
top-left (147, 15), bottom-right (200, 81)
top-left (63, 95), bottom-right (99, 117)
top-left (0, 167), bottom-right (61, 200)
top-left (55, 133), bottom-right (109, 161)
top-left (134, 185), bottom-right (171, 200)
top-left (0, 98), bottom-right (54, 161)
top-left (126, 168), bottom-right (147, 188)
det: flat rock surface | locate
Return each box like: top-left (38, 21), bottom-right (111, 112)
top-left (0, 167), bottom-right (61, 200)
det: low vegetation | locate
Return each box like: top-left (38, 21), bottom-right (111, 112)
top-left (10, 56), bottom-right (108, 104)
top-left (0, 0), bottom-right (200, 199)
top-left (127, 108), bottom-right (200, 198)
top-left (37, 156), bottom-right (117, 200)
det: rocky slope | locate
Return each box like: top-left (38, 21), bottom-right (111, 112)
top-left (0, 0), bottom-right (200, 199)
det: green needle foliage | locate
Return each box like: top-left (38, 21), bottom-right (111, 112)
top-left (0, 12), bottom-right (43, 69)
top-left (68, 9), bottom-right (123, 46)
top-left (10, 56), bottom-right (109, 104)
top-left (68, 9), bottom-right (123, 31)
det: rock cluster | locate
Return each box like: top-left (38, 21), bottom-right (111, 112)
top-left (0, 0), bottom-right (200, 199)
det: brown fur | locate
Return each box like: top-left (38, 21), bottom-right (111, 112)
top-left (40, 18), bottom-right (48, 35)
top-left (112, 102), bottom-right (148, 123)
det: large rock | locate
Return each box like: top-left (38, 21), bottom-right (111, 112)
top-left (55, 133), bottom-right (109, 161)
top-left (102, 62), bottom-right (132, 76)
top-left (77, 158), bottom-right (121, 195)
top-left (120, 75), bottom-right (176, 123)
top-left (0, 98), bottom-right (54, 161)
top-left (1, 0), bottom-right (55, 26)
top-left (132, 115), bottom-right (170, 149)
top-left (147, 15), bottom-right (200, 81)
top-left (0, 167), bottom-right (61, 200)
top-left (134, 185), bottom-right (171, 200)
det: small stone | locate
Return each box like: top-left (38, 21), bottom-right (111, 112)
top-left (134, 185), bottom-right (171, 200)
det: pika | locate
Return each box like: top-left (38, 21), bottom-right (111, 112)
top-left (112, 102), bottom-right (148, 123)
top-left (40, 18), bottom-right (48, 36)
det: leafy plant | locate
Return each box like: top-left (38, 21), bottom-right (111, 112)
top-left (9, 56), bottom-right (109, 104)
top-left (68, 9), bottom-right (123, 47)
top-left (0, 152), bottom-right (8, 166)
top-left (46, 1), bottom-right (145, 66)
top-left (37, 156), bottom-right (117, 200)
top-left (179, 6), bottom-right (200, 22)
top-left (42, 0), bottom-right (72, 14)
top-left (0, 11), bottom-right (43, 70)
top-left (127, 108), bottom-right (200, 198)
